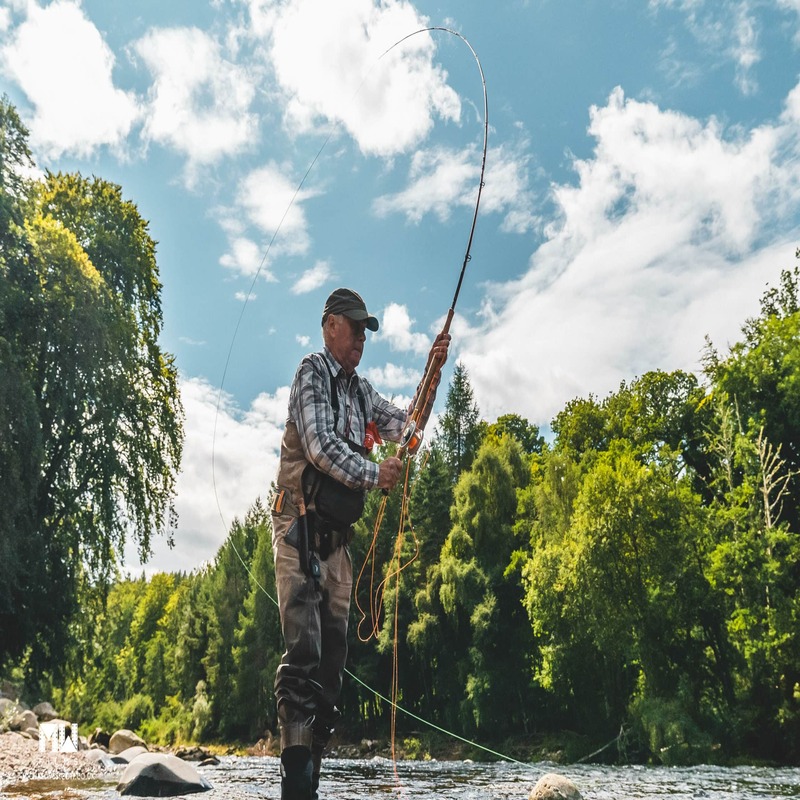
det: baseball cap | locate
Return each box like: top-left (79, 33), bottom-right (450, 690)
top-left (321, 288), bottom-right (379, 331)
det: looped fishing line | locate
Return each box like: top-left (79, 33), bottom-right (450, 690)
top-left (208, 23), bottom-right (532, 782)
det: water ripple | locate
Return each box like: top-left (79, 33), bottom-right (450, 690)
top-left (3, 757), bottom-right (800, 799)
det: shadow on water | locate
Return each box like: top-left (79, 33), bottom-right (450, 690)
top-left (2, 757), bottom-right (800, 799)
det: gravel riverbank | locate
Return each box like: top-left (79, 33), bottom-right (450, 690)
top-left (0, 732), bottom-right (107, 791)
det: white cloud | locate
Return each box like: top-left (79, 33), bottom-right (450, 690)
top-left (220, 235), bottom-right (276, 279)
top-left (730, 3), bottom-right (760, 95)
top-left (778, 0), bottom-right (800, 42)
top-left (235, 290), bottom-right (255, 302)
top-left (459, 84), bottom-right (800, 425)
top-left (134, 26), bottom-right (258, 178)
top-left (0, 0), bottom-right (140, 159)
top-left (296, 334), bottom-right (311, 347)
top-left (373, 142), bottom-right (536, 233)
top-left (248, 0), bottom-right (461, 156)
top-left (650, 0), bottom-right (764, 95)
top-left (364, 362), bottom-right (420, 390)
top-left (376, 302), bottom-right (430, 354)
top-left (219, 162), bottom-right (319, 277)
top-left (373, 145), bottom-right (477, 224)
top-left (124, 376), bottom-right (287, 574)
top-left (292, 260), bottom-right (333, 294)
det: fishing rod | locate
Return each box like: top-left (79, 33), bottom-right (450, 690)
top-left (391, 27), bottom-right (489, 461)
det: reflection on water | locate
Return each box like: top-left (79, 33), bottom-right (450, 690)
top-left (2, 757), bottom-right (800, 799)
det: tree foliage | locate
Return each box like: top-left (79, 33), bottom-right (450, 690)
top-left (0, 99), bottom-right (183, 676)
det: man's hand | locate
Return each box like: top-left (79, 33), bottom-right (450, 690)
top-left (430, 332), bottom-right (451, 365)
top-left (377, 456), bottom-right (403, 490)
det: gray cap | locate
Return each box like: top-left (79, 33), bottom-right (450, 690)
top-left (321, 287), bottom-right (379, 331)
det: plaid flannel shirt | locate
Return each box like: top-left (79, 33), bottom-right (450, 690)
top-left (289, 347), bottom-right (407, 490)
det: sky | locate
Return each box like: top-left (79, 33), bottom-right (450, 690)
top-left (2, 0), bottom-right (799, 574)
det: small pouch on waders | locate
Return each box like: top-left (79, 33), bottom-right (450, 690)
top-left (310, 470), bottom-right (365, 527)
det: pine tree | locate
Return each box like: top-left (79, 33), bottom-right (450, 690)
top-left (436, 363), bottom-right (483, 482)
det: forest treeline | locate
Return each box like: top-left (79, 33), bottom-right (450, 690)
top-left (2, 97), bottom-right (799, 765)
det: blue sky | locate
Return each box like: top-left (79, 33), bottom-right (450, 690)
top-left (2, 0), bottom-right (799, 573)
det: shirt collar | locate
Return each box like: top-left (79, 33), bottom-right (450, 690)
top-left (322, 346), bottom-right (359, 385)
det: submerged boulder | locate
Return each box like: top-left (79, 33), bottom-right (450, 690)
top-left (112, 745), bottom-right (150, 764)
top-left (116, 753), bottom-right (213, 796)
top-left (84, 748), bottom-right (118, 769)
top-left (529, 773), bottom-right (583, 800)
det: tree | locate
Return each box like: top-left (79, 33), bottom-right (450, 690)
top-left (436, 362), bottom-right (483, 481)
top-left (522, 442), bottom-right (720, 744)
top-left (409, 435), bottom-right (532, 735)
top-left (0, 105), bottom-right (184, 675)
top-left (706, 263), bottom-right (800, 531)
top-left (486, 413), bottom-right (544, 455)
top-left (233, 503), bottom-right (282, 740)
top-left (704, 400), bottom-right (800, 759)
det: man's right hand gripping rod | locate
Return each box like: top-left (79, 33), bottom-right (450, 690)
top-left (397, 308), bottom-right (453, 461)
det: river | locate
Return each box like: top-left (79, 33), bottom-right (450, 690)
top-left (3, 756), bottom-right (800, 799)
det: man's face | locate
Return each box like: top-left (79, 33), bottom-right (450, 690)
top-left (328, 314), bottom-right (367, 374)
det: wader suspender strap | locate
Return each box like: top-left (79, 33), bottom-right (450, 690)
top-left (325, 359), bottom-right (368, 439)
top-left (302, 359), bottom-right (368, 503)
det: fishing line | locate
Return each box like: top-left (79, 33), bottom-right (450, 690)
top-left (208, 22), bottom-right (529, 778)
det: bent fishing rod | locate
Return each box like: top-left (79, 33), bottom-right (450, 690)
top-left (391, 27), bottom-right (489, 461)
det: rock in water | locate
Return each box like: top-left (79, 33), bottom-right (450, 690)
top-left (113, 745), bottom-right (150, 764)
top-left (109, 729), bottom-right (146, 754)
top-left (116, 753), bottom-right (213, 796)
top-left (529, 772), bottom-right (584, 800)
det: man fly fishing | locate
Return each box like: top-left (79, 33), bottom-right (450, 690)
top-left (270, 287), bottom-right (450, 799)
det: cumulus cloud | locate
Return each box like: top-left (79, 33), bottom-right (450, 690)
top-left (373, 141), bottom-right (537, 233)
top-left (124, 376), bottom-right (287, 574)
top-left (0, 0), bottom-right (140, 159)
top-left (296, 334), bottom-right (311, 347)
top-left (219, 235), bottom-right (275, 278)
top-left (376, 302), bottom-right (431, 354)
top-left (459, 84), bottom-right (800, 425)
top-left (219, 162), bottom-right (319, 277)
top-left (292, 260), bottom-right (333, 294)
top-left (134, 26), bottom-right (258, 178)
top-left (246, 0), bottom-right (461, 156)
top-left (364, 362), bottom-right (420, 390)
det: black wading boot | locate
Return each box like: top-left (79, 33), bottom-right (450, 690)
top-left (280, 745), bottom-right (313, 800)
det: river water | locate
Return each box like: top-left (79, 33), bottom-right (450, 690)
top-left (3, 756), bottom-right (800, 799)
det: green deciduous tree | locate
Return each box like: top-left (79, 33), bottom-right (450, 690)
top-left (409, 434), bottom-right (531, 735)
top-left (0, 100), bottom-right (183, 676)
